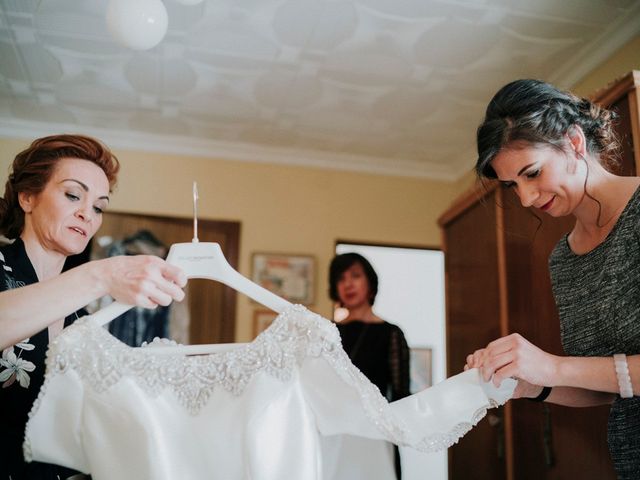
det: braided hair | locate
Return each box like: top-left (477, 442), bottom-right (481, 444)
top-left (476, 79), bottom-right (619, 179)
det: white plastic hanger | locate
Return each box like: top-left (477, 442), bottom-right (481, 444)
top-left (89, 182), bottom-right (292, 337)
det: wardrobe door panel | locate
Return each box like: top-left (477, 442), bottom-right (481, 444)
top-left (502, 191), bottom-right (615, 480)
top-left (592, 71), bottom-right (640, 176)
top-left (445, 194), bottom-right (506, 480)
top-left (610, 94), bottom-right (637, 176)
top-left (501, 190), bottom-right (570, 358)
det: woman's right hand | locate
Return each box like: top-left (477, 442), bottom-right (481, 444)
top-left (466, 346), bottom-right (547, 399)
top-left (0, 255), bottom-right (187, 350)
top-left (465, 333), bottom-right (560, 389)
top-left (97, 255), bottom-right (187, 308)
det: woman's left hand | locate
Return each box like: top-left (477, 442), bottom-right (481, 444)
top-left (466, 333), bottom-right (561, 388)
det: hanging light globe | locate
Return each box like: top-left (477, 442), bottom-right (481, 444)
top-left (106, 0), bottom-right (169, 50)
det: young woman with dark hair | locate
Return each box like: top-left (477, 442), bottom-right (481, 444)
top-left (466, 79), bottom-right (640, 479)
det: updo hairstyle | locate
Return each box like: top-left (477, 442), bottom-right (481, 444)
top-left (476, 79), bottom-right (619, 179)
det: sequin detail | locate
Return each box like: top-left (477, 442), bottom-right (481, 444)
top-left (24, 305), bottom-right (495, 458)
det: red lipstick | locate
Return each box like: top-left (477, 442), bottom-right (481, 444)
top-left (540, 197), bottom-right (555, 211)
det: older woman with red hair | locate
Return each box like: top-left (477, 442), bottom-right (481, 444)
top-left (0, 134), bottom-right (186, 479)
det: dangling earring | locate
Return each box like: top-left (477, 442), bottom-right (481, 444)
top-left (333, 305), bottom-right (349, 322)
top-left (577, 153), bottom-right (606, 227)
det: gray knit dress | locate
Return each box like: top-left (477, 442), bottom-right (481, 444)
top-left (549, 186), bottom-right (640, 480)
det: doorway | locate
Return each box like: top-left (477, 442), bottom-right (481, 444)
top-left (335, 241), bottom-right (447, 480)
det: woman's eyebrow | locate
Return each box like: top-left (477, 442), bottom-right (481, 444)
top-left (60, 178), bottom-right (109, 201)
top-left (517, 163), bottom-right (536, 176)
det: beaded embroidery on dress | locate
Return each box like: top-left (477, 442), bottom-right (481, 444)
top-left (24, 305), bottom-right (514, 480)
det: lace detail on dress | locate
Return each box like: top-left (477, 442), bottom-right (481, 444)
top-left (313, 315), bottom-right (493, 452)
top-left (24, 305), bottom-right (496, 456)
top-left (26, 305), bottom-right (342, 419)
top-left (140, 337), bottom-right (180, 348)
top-left (413, 400), bottom-right (496, 452)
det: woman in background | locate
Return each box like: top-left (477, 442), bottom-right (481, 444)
top-left (328, 252), bottom-right (410, 479)
top-left (0, 134), bottom-right (186, 479)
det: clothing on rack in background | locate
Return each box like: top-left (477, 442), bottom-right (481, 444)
top-left (106, 231), bottom-right (170, 346)
top-left (91, 230), bottom-right (190, 347)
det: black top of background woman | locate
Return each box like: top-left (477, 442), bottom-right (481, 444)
top-left (329, 252), bottom-right (410, 479)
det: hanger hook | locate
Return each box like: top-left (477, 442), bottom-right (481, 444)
top-left (192, 181), bottom-right (199, 243)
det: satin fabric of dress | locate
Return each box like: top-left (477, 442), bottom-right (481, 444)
top-left (321, 435), bottom-right (396, 480)
top-left (24, 305), bottom-right (515, 479)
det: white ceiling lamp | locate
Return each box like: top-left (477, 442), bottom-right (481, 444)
top-left (106, 0), bottom-right (169, 50)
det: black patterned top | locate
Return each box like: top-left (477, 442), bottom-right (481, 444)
top-left (549, 186), bottom-right (640, 480)
top-left (0, 238), bottom-right (84, 480)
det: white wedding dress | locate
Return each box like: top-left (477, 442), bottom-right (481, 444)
top-left (24, 305), bottom-right (514, 479)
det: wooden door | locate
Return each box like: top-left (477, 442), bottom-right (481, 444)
top-left (442, 190), bottom-right (507, 480)
top-left (94, 212), bottom-right (240, 344)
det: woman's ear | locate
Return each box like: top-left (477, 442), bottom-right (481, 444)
top-left (566, 125), bottom-right (587, 157)
top-left (18, 191), bottom-right (34, 213)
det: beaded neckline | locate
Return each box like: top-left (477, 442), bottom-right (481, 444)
top-left (43, 304), bottom-right (335, 414)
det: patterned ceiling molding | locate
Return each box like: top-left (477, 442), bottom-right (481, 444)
top-left (0, 118), bottom-right (460, 181)
top-left (0, 0), bottom-right (638, 181)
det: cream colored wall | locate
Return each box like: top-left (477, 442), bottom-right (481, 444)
top-left (0, 137), bottom-right (458, 341)
top-left (452, 168), bottom-right (477, 195)
top-left (572, 34), bottom-right (640, 96)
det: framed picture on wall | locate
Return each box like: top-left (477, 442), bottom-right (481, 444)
top-left (409, 347), bottom-right (433, 393)
top-left (253, 309), bottom-right (279, 337)
top-left (251, 253), bottom-right (315, 304)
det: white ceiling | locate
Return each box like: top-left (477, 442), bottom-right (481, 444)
top-left (1, 0), bottom-right (639, 180)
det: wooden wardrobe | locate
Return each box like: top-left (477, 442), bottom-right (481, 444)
top-left (439, 71), bottom-right (640, 480)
